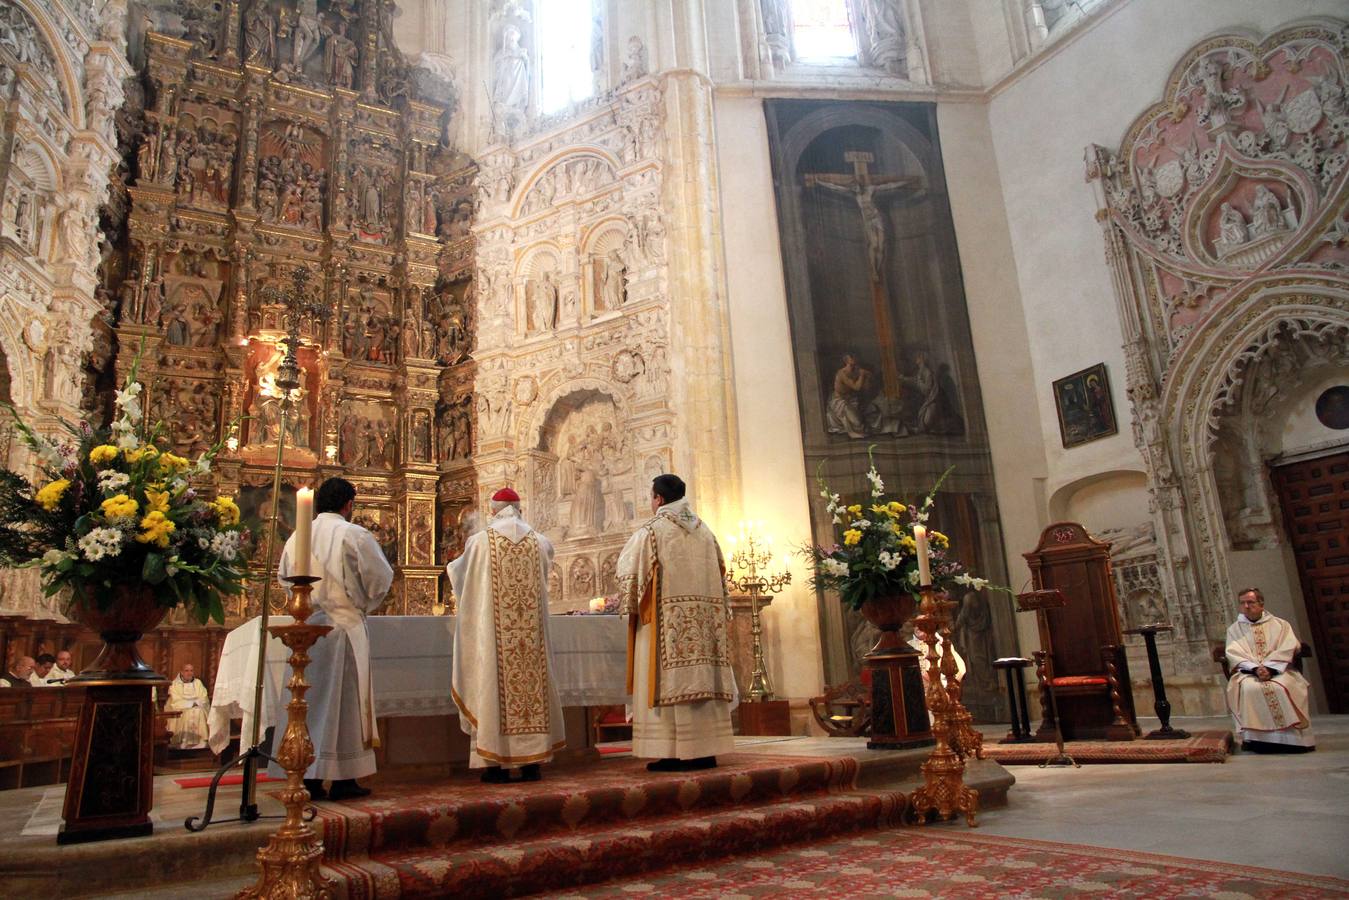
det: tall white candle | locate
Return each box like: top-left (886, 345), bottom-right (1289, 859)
top-left (294, 487), bottom-right (314, 577)
top-left (914, 525), bottom-right (931, 587)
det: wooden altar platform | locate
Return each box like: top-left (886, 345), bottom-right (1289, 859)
top-left (0, 737), bottom-right (1015, 898)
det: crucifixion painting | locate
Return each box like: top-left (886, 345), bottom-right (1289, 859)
top-left (804, 150), bottom-right (923, 402)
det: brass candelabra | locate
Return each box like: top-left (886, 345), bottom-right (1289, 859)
top-left (725, 525), bottom-right (791, 702)
top-left (237, 575), bottom-right (333, 899)
top-left (908, 586), bottom-right (979, 827)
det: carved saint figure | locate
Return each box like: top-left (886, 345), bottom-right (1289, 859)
top-left (599, 248), bottom-right (626, 310)
top-left (290, 0), bottom-right (322, 73)
top-left (1217, 202), bottom-right (1248, 247)
top-left (620, 36), bottom-right (647, 83)
top-left (243, 1), bottom-right (276, 63)
top-left (1249, 185), bottom-right (1287, 237)
top-left (528, 272), bottom-right (558, 333)
top-left (857, 0), bottom-right (906, 75)
top-left (491, 24), bottom-right (530, 126)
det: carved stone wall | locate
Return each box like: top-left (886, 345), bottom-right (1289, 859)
top-left (1086, 20), bottom-right (1349, 694)
top-left (0, 0), bottom-right (131, 616)
top-left (101, 0), bottom-right (473, 623)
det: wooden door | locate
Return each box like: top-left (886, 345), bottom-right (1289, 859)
top-left (1271, 452), bottom-right (1349, 714)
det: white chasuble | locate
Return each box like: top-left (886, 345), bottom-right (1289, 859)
top-left (269, 512), bottom-right (394, 781)
top-left (618, 498), bottom-right (736, 760)
top-left (448, 508), bottom-right (565, 768)
top-left (167, 677), bottom-right (211, 749)
top-left (1225, 613), bottom-right (1315, 748)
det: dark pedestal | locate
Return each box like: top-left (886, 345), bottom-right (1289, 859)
top-left (737, 699), bottom-right (792, 736)
top-left (59, 681), bottom-right (163, 845)
top-left (1124, 624), bottom-right (1191, 740)
top-left (992, 657), bottom-right (1036, 743)
top-left (864, 649), bottom-right (933, 750)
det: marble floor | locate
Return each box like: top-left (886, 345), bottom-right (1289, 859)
top-left (971, 713), bottom-right (1349, 879)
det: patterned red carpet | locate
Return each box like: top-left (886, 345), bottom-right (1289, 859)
top-left (546, 829), bottom-right (1349, 898)
top-left (983, 729), bottom-right (1232, 764)
top-left (306, 753), bottom-right (908, 898)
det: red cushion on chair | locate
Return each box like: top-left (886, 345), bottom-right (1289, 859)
top-left (598, 708), bottom-right (627, 724)
top-left (1050, 675), bottom-right (1108, 687)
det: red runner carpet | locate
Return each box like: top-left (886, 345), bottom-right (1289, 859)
top-left (553, 829), bottom-right (1348, 898)
top-left (302, 752), bottom-right (906, 898)
top-left (983, 729), bottom-right (1232, 764)
top-left (174, 772), bottom-right (282, 789)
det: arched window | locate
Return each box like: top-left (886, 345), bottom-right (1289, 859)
top-left (537, 0), bottom-right (597, 113)
top-left (792, 0), bottom-right (856, 62)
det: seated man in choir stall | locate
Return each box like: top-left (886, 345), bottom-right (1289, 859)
top-left (1225, 588), bottom-right (1316, 754)
top-left (619, 474), bottom-right (736, 772)
top-left (273, 477), bottom-right (394, 801)
top-left (2, 656), bottom-right (34, 688)
top-left (47, 650), bottom-right (76, 684)
top-left (166, 663), bottom-right (211, 750)
top-left (448, 487), bottom-right (565, 783)
top-left (29, 653), bottom-right (56, 687)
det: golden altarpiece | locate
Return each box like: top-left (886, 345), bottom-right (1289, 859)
top-left (104, 0), bottom-right (477, 622)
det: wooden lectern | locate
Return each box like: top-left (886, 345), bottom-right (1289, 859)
top-left (1021, 523), bottom-right (1140, 742)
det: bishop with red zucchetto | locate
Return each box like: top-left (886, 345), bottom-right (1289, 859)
top-left (448, 487), bottom-right (566, 783)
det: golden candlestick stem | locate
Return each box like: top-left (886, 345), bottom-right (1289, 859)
top-left (237, 575), bottom-right (334, 900)
top-left (937, 595), bottom-right (984, 761)
top-left (908, 585), bottom-right (978, 827)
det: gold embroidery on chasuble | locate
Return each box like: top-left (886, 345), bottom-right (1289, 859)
top-left (488, 531), bottom-right (551, 736)
top-left (660, 597), bottom-right (731, 671)
top-left (1249, 622), bottom-right (1286, 728)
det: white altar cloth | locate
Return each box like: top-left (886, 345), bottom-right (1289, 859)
top-left (208, 614), bottom-right (628, 755)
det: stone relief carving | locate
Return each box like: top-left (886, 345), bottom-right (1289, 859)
top-left (1086, 22), bottom-right (1349, 681)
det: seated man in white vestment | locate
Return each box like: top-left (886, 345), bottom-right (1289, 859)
top-left (448, 487), bottom-right (565, 783)
top-left (619, 474), bottom-right (736, 772)
top-left (272, 477), bottom-right (394, 800)
top-left (29, 654), bottom-right (55, 686)
top-left (1225, 588), bottom-right (1315, 754)
top-left (166, 663), bottom-right (211, 749)
top-left (45, 649), bottom-right (77, 685)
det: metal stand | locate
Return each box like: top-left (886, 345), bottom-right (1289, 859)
top-left (725, 529), bottom-right (790, 702)
top-left (187, 269), bottom-right (329, 833)
top-left (1038, 680), bottom-right (1079, 769)
top-left (993, 658), bottom-right (1036, 743)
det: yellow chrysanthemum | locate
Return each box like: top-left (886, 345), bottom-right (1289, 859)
top-left (900, 534), bottom-right (917, 552)
top-left (843, 529), bottom-right (863, 546)
top-left (145, 489), bottom-right (171, 515)
top-left (887, 501), bottom-right (905, 515)
top-left (126, 446), bottom-right (161, 464)
top-left (931, 531), bottom-right (949, 547)
top-left (100, 494), bottom-right (139, 519)
top-left (89, 445), bottom-right (120, 466)
top-left (160, 452), bottom-right (190, 472)
top-left (135, 510), bottom-right (175, 548)
top-left (35, 479), bottom-right (71, 511)
top-left (870, 504), bottom-right (894, 518)
top-left (846, 504), bottom-right (863, 516)
top-left (213, 496), bottom-right (241, 527)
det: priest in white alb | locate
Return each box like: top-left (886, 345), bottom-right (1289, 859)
top-left (166, 663), bottom-right (211, 750)
top-left (448, 487), bottom-right (565, 783)
top-left (619, 474), bottom-right (736, 771)
top-left (1225, 588), bottom-right (1316, 754)
top-left (272, 477), bottom-right (395, 800)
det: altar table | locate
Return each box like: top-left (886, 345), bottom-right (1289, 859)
top-left (207, 615), bottom-right (629, 757)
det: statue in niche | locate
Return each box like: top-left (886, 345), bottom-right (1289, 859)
top-left (359, 166), bottom-right (383, 225)
top-left (244, 0), bottom-right (276, 64)
top-left (191, 298), bottom-right (223, 348)
top-left (249, 392), bottom-right (282, 446)
top-left (325, 18), bottom-right (358, 89)
top-left (41, 347), bottom-right (57, 402)
top-left (287, 389), bottom-right (311, 449)
top-left (826, 354), bottom-right (880, 439)
top-left (289, 0), bottom-right (323, 76)
top-left (437, 395), bottom-right (472, 461)
top-left (527, 272), bottom-right (558, 333)
top-left (597, 247), bottom-right (626, 311)
top-left (54, 196), bottom-right (86, 264)
top-left (952, 591), bottom-right (997, 695)
top-left (856, 0), bottom-right (906, 76)
top-left (760, 0), bottom-right (791, 69)
top-left (339, 410), bottom-right (361, 465)
top-left (491, 24), bottom-right (529, 133)
top-left (1196, 56), bottom-right (1244, 131)
top-left (1256, 86), bottom-right (1292, 150)
top-left (620, 36), bottom-right (647, 83)
top-left (567, 426), bottom-right (606, 535)
top-left (411, 410), bottom-right (432, 463)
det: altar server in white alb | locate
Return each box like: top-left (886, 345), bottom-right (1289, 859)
top-left (619, 474), bottom-right (736, 771)
top-left (448, 487), bottom-right (565, 783)
top-left (1225, 588), bottom-right (1316, 754)
top-left (166, 663), bottom-right (211, 750)
top-left (273, 477), bottom-right (394, 800)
